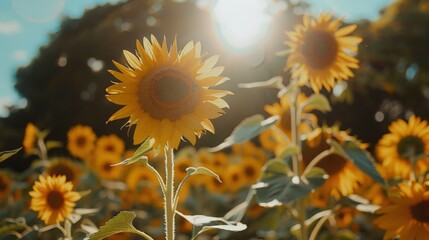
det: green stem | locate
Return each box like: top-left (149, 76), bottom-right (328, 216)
top-left (146, 163), bottom-right (166, 197)
top-left (290, 89), bottom-right (308, 240)
top-left (302, 148), bottom-right (334, 177)
top-left (309, 213), bottom-right (331, 240)
top-left (164, 146), bottom-right (175, 240)
top-left (133, 229), bottom-right (154, 240)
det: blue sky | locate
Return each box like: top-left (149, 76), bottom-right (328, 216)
top-left (0, 0), bottom-right (392, 117)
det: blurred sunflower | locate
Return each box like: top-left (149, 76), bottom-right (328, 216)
top-left (0, 171), bottom-right (12, 201)
top-left (374, 182), bottom-right (429, 240)
top-left (283, 13), bottom-right (362, 92)
top-left (335, 207), bottom-right (358, 228)
top-left (106, 35), bottom-right (231, 149)
top-left (201, 151), bottom-right (228, 173)
top-left (29, 175), bottom-right (81, 225)
top-left (239, 157), bottom-right (263, 185)
top-left (93, 152), bottom-right (124, 180)
top-left (124, 165), bottom-right (162, 206)
top-left (45, 157), bottom-right (82, 185)
top-left (174, 154), bottom-right (193, 181)
top-left (205, 170), bottom-right (227, 193)
top-left (95, 134), bottom-right (125, 157)
top-left (225, 165), bottom-right (246, 193)
top-left (23, 123), bottom-right (38, 155)
top-left (302, 127), bottom-right (367, 203)
top-left (376, 115), bottom-right (429, 179)
top-left (232, 141), bottom-right (267, 162)
top-left (67, 125), bottom-right (97, 161)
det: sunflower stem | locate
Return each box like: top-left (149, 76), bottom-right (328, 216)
top-left (164, 145), bottom-right (175, 240)
top-left (290, 88), bottom-right (308, 240)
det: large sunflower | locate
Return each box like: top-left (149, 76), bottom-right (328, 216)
top-left (283, 13), bottom-right (362, 93)
top-left (302, 127), bottom-right (367, 205)
top-left (29, 175), bottom-right (81, 225)
top-left (106, 35), bottom-right (231, 149)
top-left (67, 125), bottom-right (97, 161)
top-left (374, 182), bottom-right (429, 240)
top-left (376, 115), bottom-right (429, 179)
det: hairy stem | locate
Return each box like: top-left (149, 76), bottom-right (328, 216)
top-left (164, 146), bottom-right (175, 240)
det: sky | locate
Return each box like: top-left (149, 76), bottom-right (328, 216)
top-left (0, 0), bottom-right (392, 117)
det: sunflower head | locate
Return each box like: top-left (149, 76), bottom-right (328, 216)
top-left (93, 152), bottom-right (124, 180)
top-left (23, 123), bottom-right (38, 155)
top-left (106, 35), bottom-right (232, 149)
top-left (0, 171), bottom-right (12, 201)
top-left (67, 125), bottom-right (97, 161)
top-left (29, 175), bottom-right (81, 225)
top-left (283, 13), bottom-right (362, 93)
top-left (44, 157), bottom-right (82, 185)
top-left (374, 182), bottom-right (429, 240)
top-left (376, 115), bottom-right (429, 178)
top-left (95, 134), bottom-right (125, 157)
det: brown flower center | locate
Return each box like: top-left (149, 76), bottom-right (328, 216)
top-left (397, 135), bottom-right (425, 159)
top-left (105, 144), bottom-right (115, 153)
top-left (177, 162), bottom-right (190, 173)
top-left (103, 163), bottom-right (111, 172)
top-left (302, 30), bottom-right (338, 69)
top-left (315, 153), bottom-right (348, 176)
top-left (139, 67), bottom-right (201, 121)
top-left (410, 200), bottom-right (429, 223)
top-left (76, 136), bottom-right (87, 148)
top-left (244, 165), bottom-right (256, 178)
top-left (47, 190), bottom-right (65, 209)
top-left (0, 178), bottom-right (7, 192)
top-left (47, 163), bottom-right (75, 183)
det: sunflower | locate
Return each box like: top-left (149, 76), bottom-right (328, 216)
top-left (93, 152), bottom-right (124, 180)
top-left (29, 175), bottom-right (81, 225)
top-left (376, 115), bottom-right (429, 179)
top-left (302, 127), bottom-right (367, 203)
top-left (106, 35), bottom-right (231, 149)
top-left (225, 165), bottom-right (246, 193)
top-left (44, 157), bottom-right (82, 185)
top-left (283, 13), bottom-right (362, 93)
top-left (67, 125), bottom-right (97, 161)
top-left (23, 123), bottom-right (38, 155)
top-left (0, 171), bottom-right (12, 201)
top-left (174, 154), bottom-right (193, 181)
top-left (334, 207), bottom-right (358, 228)
top-left (374, 182), bottom-right (429, 240)
top-left (239, 157), bottom-right (263, 185)
top-left (95, 134), bottom-right (125, 157)
top-left (124, 166), bottom-right (161, 206)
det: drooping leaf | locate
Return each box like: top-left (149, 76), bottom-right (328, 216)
top-left (111, 138), bottom-right (154, 167)
top-left (209, 115), bottom-right (279, 152)
top-left (330, 140), bottom-right (385, 185)
top-left (186, 167), bottom-right (221, 182)
top-left (299, 94), bottom-right (332, 113)
top-left (254, 167), bottom-right (328, 207)
top-left (86, 211), bottom-right (151, 240)
top-left (0, 148), bottom-right (22, 163)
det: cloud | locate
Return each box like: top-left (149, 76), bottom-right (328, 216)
top-left (0, 21), bottom-right (21, 35)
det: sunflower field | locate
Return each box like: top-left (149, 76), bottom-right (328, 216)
top-left (2, 0), bottom-right (429, 239)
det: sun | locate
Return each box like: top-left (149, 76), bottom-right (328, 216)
top-left (106, 35), bottom-right (231, 149)
top-left (282, 13), bottom-right (362, 93)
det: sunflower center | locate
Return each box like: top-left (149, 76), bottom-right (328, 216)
top-left (103, 163), bottom-right (111, 172)
top-left (47, 190), bottom-right (65, 209)
top-left (397, 136), bottom-right (425, 159)
top-left (105, 144), bottom-right (115, 153)
top-left (302, 30), bottom-right (338, 69)
top-left (244, 166), bottom-right (256, 178)
top-left (76, 136), bottom-right (87, 147)
top-left (178, 162), bottom-right (190, 173)
top-left (0, 179), bottom-right (6, 191)
top-left (140, 67), bottom-right (201, 121)
top-left (47, 164), bottom-right (75, 183)
top-left (315, 153), bottom-right (348, 176)
top-left (410, 200), bottom-right (429, 223)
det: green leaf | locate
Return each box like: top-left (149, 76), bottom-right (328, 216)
top-left (299, 94), bottom-right (332, 113)
top-left (186, 167), bottom-right (221, 182)
top-left (0, 148), bottom-right (22, 163)
top-left (263, 159), bottom-right (290, 175)
top-left (254, 168), bottom-right (328, 207)
top-left (330, 140), bottom-right (385, 185)
top-left (86, 211), bottom-right (150, 240)
top-left (111, 138), bottom-right (154, 167)
top-left (238, 76), bottom-right (284, 89)
top-left (277, 145), bottom-right (300, 160)
top-left (110, 156), bottom-right (148, 167)
top-left (209, 115), bottom-right (279, 152)
top-left (78, 190), bottom-right (92, 198)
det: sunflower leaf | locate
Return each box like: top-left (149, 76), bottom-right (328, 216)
top-left (254, 167), bottom-right (328, 206)
top-left (45, 140), bottom-right (63, 150)
top-left (186, 167), bottom-right (221, 182)
top-left (238, 76), bottom-right (285, 89)
top-left (86, 211), bottom-right (152, 240)
top-left (110, 156), bottom-right (148, 167)
top-left (209, 115), bottom-right (279, 152)
top-left (0, 147), bottom-right (22, 163)
top-left (329, 139), bottom-right (385, 185)
top-left (299, 94), bottom-right (332, 113)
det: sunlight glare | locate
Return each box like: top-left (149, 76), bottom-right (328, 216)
top-left (213, 0), bottom-right (271, 51)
